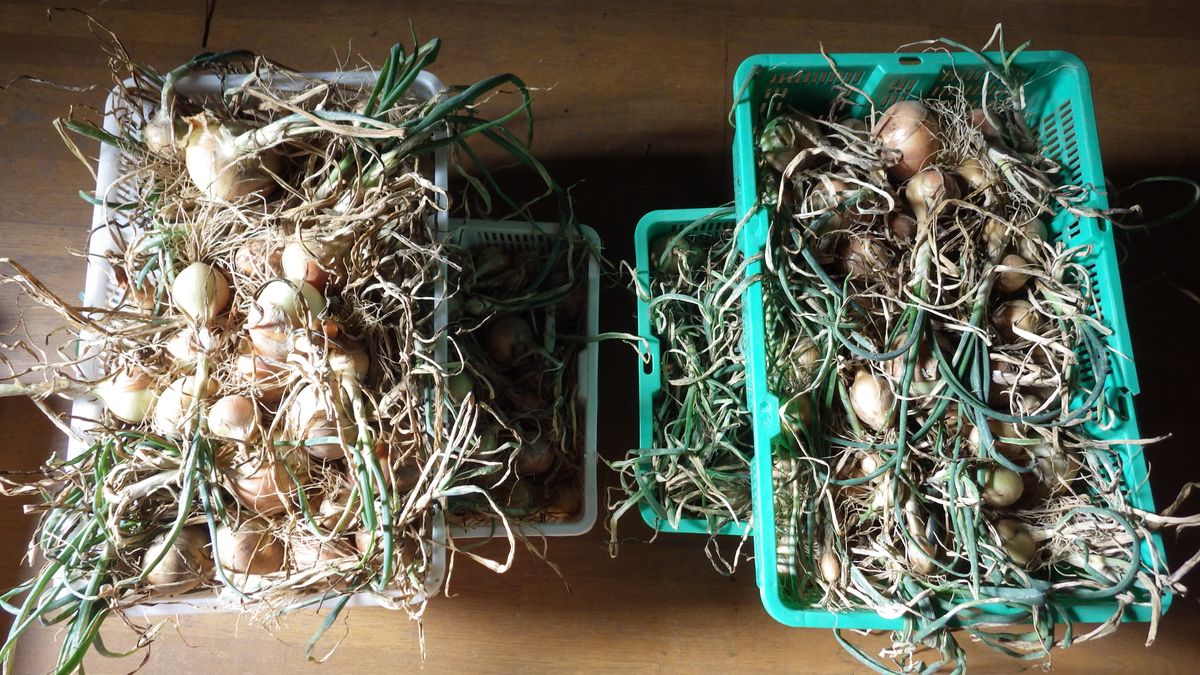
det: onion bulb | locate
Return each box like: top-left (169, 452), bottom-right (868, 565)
top-left (224, 453), bottom-right (296, 516)
top-left (904, 167), bottom-right (960, 222)
top-left (888, 212), bottom-right (917, 240)
top-left (166, 326), bottom-right (214, 364)
top-left (215, 518), bottom-right (285, 575)
top-left (956, 157), bottom-right (993, 196)
top-left (545, 482), bottom-right (582, 521)
top-left (836, 236), bottom-right (891, 277)
top-left (95, 368), bottom-right (156, 423)
top-left (995, 254), bottom-right (1030, 294)
top-left (288, 382), bottom-right (355, 461)
top-left (781, 394), bottom-right (813, 431)
top-left (234, 239), bottom-right (284, 277)
top-left (760, 114), bottom-right (822, 174)
top-left (208, 394), bottom-right (259, 442)
top-left (873, 101), bottom-right (941, 180)
top-left (818, 549), bottom-right (841, 584)
top-left (515, 438), bottom-right (555, 477)
top-left (994, 518), bottom-right (1036, 566)
top-left (235, 348), bottom-right (289, 403)
top-left (486, 316), bottom-right (535, 365)
top-left (171, 262), bottom-right (231, 323)
top-left (1016, 217), bottom-right (1048, 260)
top-left (293, 333), bottom-right (370, 382)
top-left (906, 536), bottom-right (937, 575)
top-left (992, 299), bottom-right (1041, 342)
top-left (981, 466), bottom-right (1024, 507)
top-left (282, 238), bottom-right (346, 290)
top-left (291, 536), bottom-right (356, 570)
top-left (142, 525), bottom-right (213, 596)
top-left (184, 112), bottom-right (282, 202)
top-left (153, 375), bottom-right (216, 436)
top-left (254, 279), bottom-right (327, 328)
top-left (648, 235), bottom-right (691, 276)
top-left (981, 218), bottom-right (1009, 261)
top-left (968, 109), bottom-right (1001, 140)
top-left (1032, 442), bottom-right (1080, 488)
top-left (849, 369), bottom-right (894, 431)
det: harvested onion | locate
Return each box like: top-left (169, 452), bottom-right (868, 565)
top-left (992, 299), bottom-right (1041, 342)
top-left (208, 394), bottom-right (259, 442)
top-left (95, 368), bottom-right (156, 424)
top-left (849, 369), bottom-right (894, 431)
top-left (171, 262), bottom-right (231, 323)
top-left (184, 112), bottom-right (282, 201)
top-left (153, 375), bottom-right (217, 436)
top-left (982, 466), bottom-right (1024, 507)
top-left (873, 101), bottom-right (941, 180)
top-left (215, 518), bottom-right (285, 575)
top-left (142, 526), bottom-right (213, 596)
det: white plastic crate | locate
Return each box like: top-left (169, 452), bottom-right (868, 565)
top-left (442, 220), bottom-right (600, 538)
top-left (70, 69), bottom-right (449, 615)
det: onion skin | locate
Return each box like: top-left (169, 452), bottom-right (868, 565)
top-left (818, 550), bottom-right (841, 584)
top-left (873, 101), bottom-right (941, 180)
top-left (95, 368), bottom-right (156, 424)
top-left (904, 167), bottom-right (959, 222)
top-left (545, 482), bottom-right (582, 521)
top-left (906, 536), bottom-right (937, 575)
top-left (184, 113), bottom-right (282, 202)
top-left (153, 375), bottom-right (217, 436)
top-left (208, 394), bottom-right (259, 442)
top-left (143, 526), bottom-right (213, 596)
top-left (515, 438), bottom-right (555, 477)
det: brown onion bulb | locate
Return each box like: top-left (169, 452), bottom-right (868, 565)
top-left (143, 525), bottom-right (213, 596)
top-left (904, 167), bottom-right (960, 222)
top-left (873, 101), bottom-right (941, 180)
top-left (995, 254), bottom-right (1030, 294)
top-left (991, 299), bottom-right (1041, 342)
top-left (215, 518), bottom-right (285, 575)
top-left (486, 316), bottom-right (535, 365)
top-left (225, 454), bottom-right (295, 516)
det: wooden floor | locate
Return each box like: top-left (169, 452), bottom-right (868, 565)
top-left (2, 0), bottom-right (1199, 672)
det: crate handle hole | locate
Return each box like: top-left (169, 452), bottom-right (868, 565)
top-left (642, 356), bottom-right (654, 375)
top-left (899, 56), bottom-right (922, 66)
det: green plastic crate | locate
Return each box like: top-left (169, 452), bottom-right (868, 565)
top-left (633, 207), bottom-right (751, 535)
top-left (730, 50), bottom-right (1168, 628)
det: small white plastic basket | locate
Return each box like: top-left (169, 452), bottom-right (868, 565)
top-left (70, 69), bottom-right (449, 615)
top-left (442, 219), bottom-right (601, 539)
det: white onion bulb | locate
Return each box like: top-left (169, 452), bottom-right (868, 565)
top-left (171, 262), bottom-right (231, 323)
top-left (184, 112), bottom-right (282, 202)
top-left (95, 368), bottom-right (156, 423)
top-left (153, 375), bottom-right (217, 436)
top-left (849, 369), bottom-right (894, 431)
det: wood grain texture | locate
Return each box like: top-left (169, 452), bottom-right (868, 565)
top-left (1, 0), bottom-right (1199, 671)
